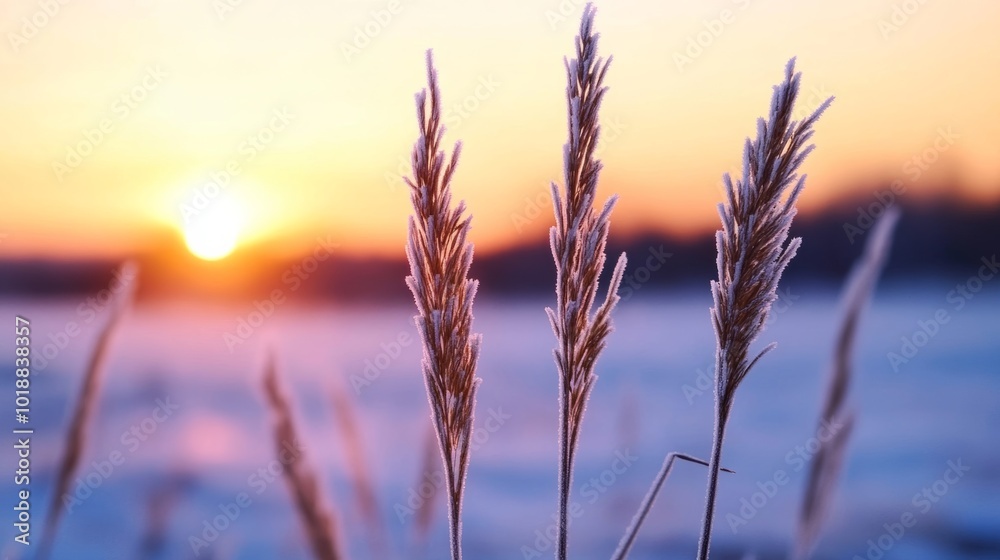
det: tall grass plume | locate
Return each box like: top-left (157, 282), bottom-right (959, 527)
top-left (404, 50), bottom-right (482, 560)
top-left (698, 59), bottom-right (833, 559)
top-left (793, 207), bottom-right (900, 559)
top-left (546, 5), bottom-right (628, 558)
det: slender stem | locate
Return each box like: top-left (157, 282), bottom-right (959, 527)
top-left (449, 502), bottom-right (460, 560)
top-left (697, 413), bottom-right (728, 560)
top-left (445, 452), bottom-right (461, 560)
top-left (557, 378), bottom-right (571, 560)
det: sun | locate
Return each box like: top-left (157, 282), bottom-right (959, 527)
top-left (183, 198), bottom-right (244, 261)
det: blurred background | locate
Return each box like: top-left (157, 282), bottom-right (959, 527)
top-left (0, 0), bottom-right (998, 558)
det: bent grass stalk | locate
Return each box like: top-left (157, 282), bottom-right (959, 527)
top-left (697, 59), bottom-right (833, 560)
top-left (38, 261), bottom-right (138, 560)
top-left (793, 207), bottom-right (900, 559)
top-left (404, 50), bottom-right (482, 560)
top-left (612, 454), bottom-right (733, 560)
top-left (547, 5), bottom-right (628, 559)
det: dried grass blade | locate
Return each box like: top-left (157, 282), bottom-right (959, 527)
top-left (38, 262), bottom-right (138, 560)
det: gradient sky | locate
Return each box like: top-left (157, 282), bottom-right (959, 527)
top-left (1, 0), bottom-right (998, 259)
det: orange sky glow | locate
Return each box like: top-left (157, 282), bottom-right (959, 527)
top-left (1, 0), bottom-right (998, 260)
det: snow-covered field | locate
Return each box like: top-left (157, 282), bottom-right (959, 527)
top-left (2, 282), bottom-right (997, 559)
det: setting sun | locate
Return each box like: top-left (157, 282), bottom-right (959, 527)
top-left (182, 197), bottom-right (244, 261)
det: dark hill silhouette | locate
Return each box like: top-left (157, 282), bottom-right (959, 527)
top-left (1, 197), bottom-right (996, 301)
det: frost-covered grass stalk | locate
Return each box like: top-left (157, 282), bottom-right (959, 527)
top-left (697, 59), bottom-right (832, 560)
top-left (793, 207), bottom-right (899, 560)
top-left (547, 5), bottom-right (627, 559)
top-left (263, 355), bottom-right (344, 560)
top-left (38, 262), bottom-right (138, 560)
top-left (404, 50), bottom-right (482, 560)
